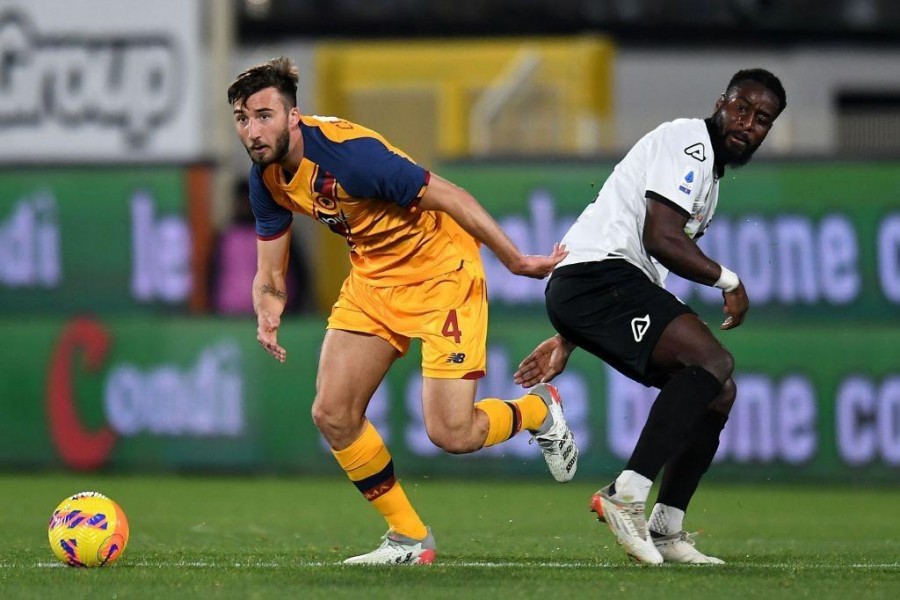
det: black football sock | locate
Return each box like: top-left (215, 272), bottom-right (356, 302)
top-left (656, 409), bottom-right (729, 512)
top-left (625, 366), bottom-right (722, 481)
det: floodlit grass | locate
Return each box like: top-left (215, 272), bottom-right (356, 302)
top-left (2, 473), bottom-right (898, 599)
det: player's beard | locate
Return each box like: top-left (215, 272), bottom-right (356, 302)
top-left (247, 128), bottom-right (290, 167)
top-left (712, 112), bottom-right (761, 168)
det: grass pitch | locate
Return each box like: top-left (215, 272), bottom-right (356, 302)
top-left (1, 473), bottom-right (898, 599)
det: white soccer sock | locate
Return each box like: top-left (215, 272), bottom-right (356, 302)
top-left (613, 470), bottom-right (653, 503)
top-left (648, 503), bottom-right (685, 535)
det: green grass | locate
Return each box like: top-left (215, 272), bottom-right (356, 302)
top-left (1, 474), bottom-right (898, 599)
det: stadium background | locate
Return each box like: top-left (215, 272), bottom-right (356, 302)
top-left (2, 0), bottom-right (900, 485)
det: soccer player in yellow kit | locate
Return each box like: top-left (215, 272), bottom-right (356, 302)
top-left (228, 56), bottom-right (579, 565)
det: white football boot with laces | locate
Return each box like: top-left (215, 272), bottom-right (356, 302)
top-left (529, 383), bottom-right (578, 483)
top-left (652, 531), bottom-right (725, 564)
top-left (592, 485), bottom-right (663, 565)
top-left (343, 527), bottom-right (436, 565)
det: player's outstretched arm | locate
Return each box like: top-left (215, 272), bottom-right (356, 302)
top-left (253, 231), bottom-right (292, 363)
top-left (513, 334), bottom-right (576, 387)
top-left (419, 174), bottom-right (567, 279)
top-left (643, 198), bottom-right (749, 329)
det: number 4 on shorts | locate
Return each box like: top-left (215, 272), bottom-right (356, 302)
top-left (441, 309), bottom-right (462, 344)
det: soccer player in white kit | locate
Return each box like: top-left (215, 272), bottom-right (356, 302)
top-left (514, 68), bottom-right (786, 565)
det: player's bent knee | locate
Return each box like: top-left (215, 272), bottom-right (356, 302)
top-left (709, 377), bottom-right (737, 414)
top-left (311, 400), bottom-right (356, 438)
top-left (701, 349), bottom-right (735, 383)
top-left (309, 403), bottom-right (334, 434)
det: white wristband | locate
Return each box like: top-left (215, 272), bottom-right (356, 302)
top-left (714, 266), bottom-right (740, 292)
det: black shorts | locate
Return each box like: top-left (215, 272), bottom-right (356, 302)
top-left (545, 260), bottom-right (694, 387)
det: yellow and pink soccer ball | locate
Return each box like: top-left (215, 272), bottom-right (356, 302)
top-left (48, 491), bottom-right (129, 567)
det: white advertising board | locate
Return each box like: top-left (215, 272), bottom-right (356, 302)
top-left (0, 0), bottom-right (204, 163)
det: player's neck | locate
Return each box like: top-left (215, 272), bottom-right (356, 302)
top-left (280, 129), bottom-right (305, 178)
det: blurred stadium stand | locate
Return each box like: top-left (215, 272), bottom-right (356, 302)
top-left (227, 1), bottom-right (900, 163)
top-left (236, 0), bottom-right (900, 40)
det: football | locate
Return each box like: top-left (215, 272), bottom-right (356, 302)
top-left (47, 491), bottom-right (129, 567)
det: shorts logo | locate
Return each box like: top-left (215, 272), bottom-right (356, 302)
top-left (446, 352), bottom-right (466, 364)
top-left (631, 315), bottom-right (651, 343)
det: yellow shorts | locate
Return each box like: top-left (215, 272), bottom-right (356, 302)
top-left (327, 260), bottom-right (487, 379)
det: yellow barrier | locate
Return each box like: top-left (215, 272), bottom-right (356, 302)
top-left (315, 36), bottom-right (615, 165)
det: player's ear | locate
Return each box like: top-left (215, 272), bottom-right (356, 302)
top-left (714, 93), bottom-right (726, 111)
top-left (288, 106), bottom-right (300, 127)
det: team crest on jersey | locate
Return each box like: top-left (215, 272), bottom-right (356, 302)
top-left (315, 195), bottom-right (337, 210)
top-left (684, 143), bottom-right (706, 162)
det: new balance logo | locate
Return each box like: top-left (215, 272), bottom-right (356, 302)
top-left (446, 353), bottom-right (466, 364)
top-left (631, 315), bottom-right (651, 343)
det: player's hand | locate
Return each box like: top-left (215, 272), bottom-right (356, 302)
top-left (510, 243), bottom-right (568, 279)
top-left (513, 334), bottom-right (574, 387)
top-left (257, 311), bottom-right (287, 362)
top-left (721, 281), bottom-right (749, 330)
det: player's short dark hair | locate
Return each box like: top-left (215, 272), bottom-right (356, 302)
top-left (726, 68), bottom-right (787, 115)
top-left (227, 56), bottom-right (298, 108)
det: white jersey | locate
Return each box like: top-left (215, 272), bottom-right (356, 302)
top-left (557, 118), bottom-right (720, 287)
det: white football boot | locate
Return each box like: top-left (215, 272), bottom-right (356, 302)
top-left (529, 383), bottom-right (578, 483)
top-left (652, 531), bottom-right (725, 564)
top-left (594, 485), bottom-right (663, 565)
top-left (343, 527), bottom-right (436, 565)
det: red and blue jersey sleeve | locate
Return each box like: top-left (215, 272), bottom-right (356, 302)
top-left (303, 127), bottom-right (429, 208)
top-left (248, 164), bottom-right (293, 240)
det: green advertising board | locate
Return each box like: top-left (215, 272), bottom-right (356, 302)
top-left (0, 168), bottom-right (194, 314)
top-left (1, 315), bottom-right (897, 483)
top-left (439, 161), bottom-right (900, 324)
top-left (1, 160), bottom-right (897, 482)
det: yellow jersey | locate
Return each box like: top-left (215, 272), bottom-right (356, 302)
top-left (248, 115), bottom-right (480, 286)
